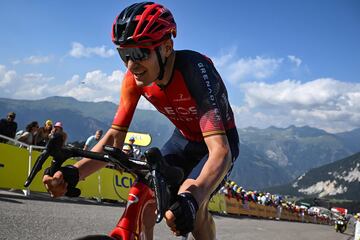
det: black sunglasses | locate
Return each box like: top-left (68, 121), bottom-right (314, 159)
top-left (117, 47), bottom-right (152, 63)
top-left (116, 41), bottom-right (165, 63)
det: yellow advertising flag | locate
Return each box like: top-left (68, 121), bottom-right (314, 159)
top-left (124, 132), bottom-right (152, 147)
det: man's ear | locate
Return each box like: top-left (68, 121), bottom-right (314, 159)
top-left (163, 39), bottom-right (174, 57)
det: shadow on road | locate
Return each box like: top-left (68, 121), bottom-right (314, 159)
top-left (0, 195), bottom-right (23, 204)
top-left (0, 189), bottom-right (125, 208)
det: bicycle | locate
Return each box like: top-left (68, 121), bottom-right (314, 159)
top-left (24, 133), bottom-right (185, 240)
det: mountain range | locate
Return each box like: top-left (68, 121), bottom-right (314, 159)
top-left (265, 152), bottom-right (360, 201)
top-left (1, 96), bottom-right (359, 193)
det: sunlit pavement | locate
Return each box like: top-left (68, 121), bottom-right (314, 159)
top-left (0, 190), bottom-right (354, 240)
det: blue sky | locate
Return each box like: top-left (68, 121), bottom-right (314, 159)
top-left (1, 0), bottom-right (359, 132)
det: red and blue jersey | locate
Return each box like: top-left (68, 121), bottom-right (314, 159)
top-left (112, 50), bottom-right (237, 142)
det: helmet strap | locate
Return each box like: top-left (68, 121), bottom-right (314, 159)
top-left (155, 47), bottom-right (168, 81)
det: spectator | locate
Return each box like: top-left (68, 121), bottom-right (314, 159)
top-left (128, 136), bottom-right (141, 159)
top-left (49, 122), bottom-right (67, 146)
top-left (0, 112), bottom-right (18, 143)
top-left (17, 121), bottom-right (39, 145)
top-left (34, 120), bottom-right (53, 146)
top-left (122, 144), bottom-right (133, 157)
top-left (83, 130), bottom-right (103, 151)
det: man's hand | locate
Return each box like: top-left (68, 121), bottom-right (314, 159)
top-left (42, 165), bottom-right (80, 198)
top-left (43, 171), bottom-right (68, 198)
top-left (164, 192), bottom-right (199, 236)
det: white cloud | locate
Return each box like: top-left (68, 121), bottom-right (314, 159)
top-left (12, 55), bottom-right (52, 65)
top-left (0, 65), bottom-right (16, 87)
top-left (69, 42), bottom-right (116, 58)
top-left (56, 70), bottom-right (123, 102)
top-left (233, 78), bottom-right (360, 132)
top-left (0, 64), bottom-right (124, 103)
top-left (0, 65), bottom-right (54, 98)
top-left (212, 49), bottom-right (283, 83)
top-left (288, 55), bottom-right (302, 67)
top-left (23, 73), bottom-right (54, 82)
top-left (2, 54), bottom-right (360, 133)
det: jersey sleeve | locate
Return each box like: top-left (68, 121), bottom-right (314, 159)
top-left (183, 53), bottom-right (227, 137)
top-left (112, 71), bottom-right (141, 132)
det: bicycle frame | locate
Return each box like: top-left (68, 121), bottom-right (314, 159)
top-left (109, 181), bottom-right (155, 240)
top-left (24, 134), bottom-right (184, 240)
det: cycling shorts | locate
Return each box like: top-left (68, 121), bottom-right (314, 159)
top-left (161, 127), bottom-right (239, 200)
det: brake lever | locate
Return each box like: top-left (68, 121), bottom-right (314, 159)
top-left (24, 133), bottom-right (81, 197)
top-left (24, 133), bottom-right (64, 187)
top-left (143, 148), bottom-right (173, 223)
top-left (24, 150), bottom-right (49, 187)
top-left (150, 169), bottom-right (171, 223)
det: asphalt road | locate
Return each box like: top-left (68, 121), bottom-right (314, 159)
top-left (0, 190), bottom-right (355, 240)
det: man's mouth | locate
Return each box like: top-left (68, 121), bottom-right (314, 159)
top-left (133, 71), bottom-right (146, 78)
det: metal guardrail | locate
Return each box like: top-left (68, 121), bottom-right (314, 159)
top-left (0, 134), bottom-right (46, 196)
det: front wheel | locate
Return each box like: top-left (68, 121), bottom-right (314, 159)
top-left (74, 235), bottom-right (118, 240)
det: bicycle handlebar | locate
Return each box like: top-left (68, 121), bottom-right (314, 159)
top-left (24, 133), bottom-right (184, 223)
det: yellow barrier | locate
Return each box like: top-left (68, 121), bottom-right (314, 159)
top-left (0, 142), bottom-right (333, 225)
top-left (206, 194), bottom-right (330, 225)
top-left (266, 205), bottom-right (278, 219)
top-left (225, 197), bottom-right (242, 215)
top-left (208, 194), bottom-right (226, 213)
top-left (0, 143), bottom-right (30, 190)
top-left (0, 142), bottom-right (133, 200)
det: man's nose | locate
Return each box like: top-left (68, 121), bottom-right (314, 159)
top-left (126, 59), bottom-right (140, 71)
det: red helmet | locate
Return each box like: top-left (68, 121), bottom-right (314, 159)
top-left (112, 2), bottom-right (177, 46)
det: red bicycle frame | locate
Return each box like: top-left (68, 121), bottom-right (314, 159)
top-left (24, 136), bottom-right (182, 240)
top-left (109, 181), bottom-right (155, 240)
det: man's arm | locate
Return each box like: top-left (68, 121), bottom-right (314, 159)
top-left (74, 128), bottom-right (127, 180)
top-left (43, 71), bottom-right (140, 197)
top-left (17, 132), bottom-right (30, 143)
top-left (179, 134), bottom-right (232, 206)
top-left (43, 128), bottom-right (126, 197)
top-left (83, 136), bottom-right (91, 150)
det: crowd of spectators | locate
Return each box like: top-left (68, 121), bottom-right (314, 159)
top-left (1, 112), bottom-right (142, 157)
top-left (0, 111), bottom-right (68, 147)
top-left (219, 179), bottom-right (336, 222)
top-left (220, 180), bottom-right (283, 208)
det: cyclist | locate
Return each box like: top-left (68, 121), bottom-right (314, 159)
top-left (43, 2), bottom-right (239, 239)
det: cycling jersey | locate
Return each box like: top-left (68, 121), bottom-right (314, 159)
top-left (112, 50), bottom-right (237, 142)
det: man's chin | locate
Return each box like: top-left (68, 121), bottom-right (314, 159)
top-left (135, 79), bottom-right (153, 87)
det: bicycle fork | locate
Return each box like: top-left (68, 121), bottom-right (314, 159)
top-left (109, 181), bottom-right (155, 240)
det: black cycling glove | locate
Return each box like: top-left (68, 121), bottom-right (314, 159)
top-left (169, 192), bottom-right (199, 235)
top-left (44, 165), bottom-right (80, 197)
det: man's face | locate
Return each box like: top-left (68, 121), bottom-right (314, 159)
top-left (125, 48), bottom-right (160, 87)
top-left (7, 115), bottom-right (15, 122)
top-left (119, 39), bottom-right (172, 87)
top-left (95, 131), bottom-right (102, 140)
top-left (32, 124), bottom-right (39, 133)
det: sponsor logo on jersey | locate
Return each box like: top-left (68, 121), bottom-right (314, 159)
top-left (173, 93), bottom-right (191, 102)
